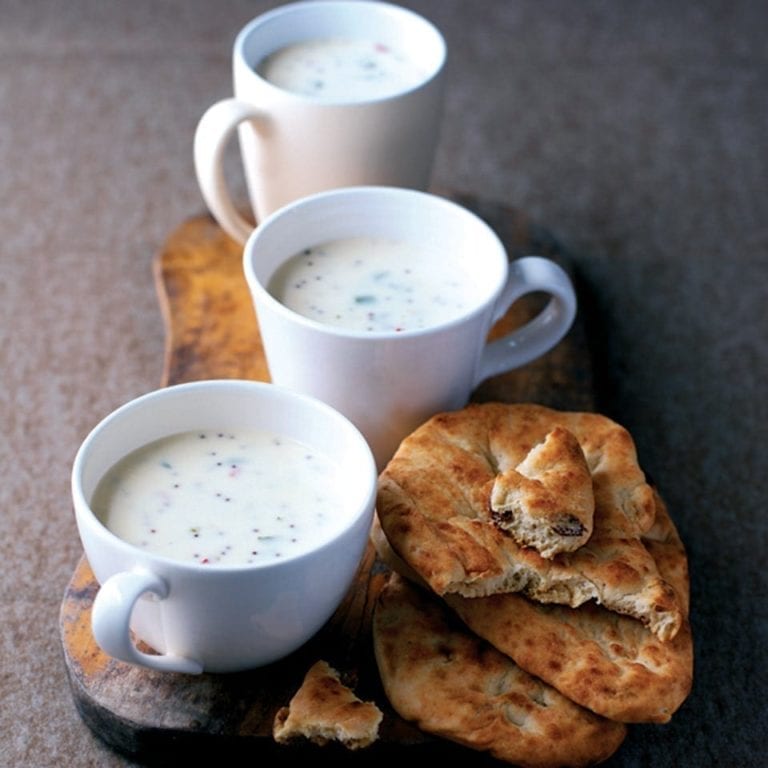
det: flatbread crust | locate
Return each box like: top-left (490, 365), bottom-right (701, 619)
top-left (373, 572), bottom-right (627, 768)
top-left (273, 660), bottom-right (382, 750)
top-left (377, 402), bottom-right (682, 640)
top-left (371, 489), bottom-right (693, 723)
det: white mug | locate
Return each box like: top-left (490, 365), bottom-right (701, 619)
top-left (243, 187), bottom-right (578, 470)
top-left (194, 0), bottom-right (446, 244)
top-left (71, 379), bottom-right (377, 674)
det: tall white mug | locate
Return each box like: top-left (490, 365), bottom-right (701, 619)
top-left (194, 1), bottom-right (446, 244)
top-left (243, 187), bottom-right (578, 470)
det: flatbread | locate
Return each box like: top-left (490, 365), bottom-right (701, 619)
top-left (371, 489), bottom-right (693, 723)
top-left (490, 425), bottom-right (594, 557)
top-left (273, 660), bottom-right (382, 750)
top-left (377, 402), bottom-right (682, 640)
top-left (373, 572), bottom-right (627, 768)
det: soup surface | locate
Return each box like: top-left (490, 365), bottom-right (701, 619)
top-left (91, 429), bottom-right (345, 566)
top-left (256, 37), bottom-right (428, 101)
top-left (268, 236), bottom-right (477, 333)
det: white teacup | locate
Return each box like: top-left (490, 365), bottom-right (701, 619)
top-left (194, 0), bottom-right (446, 244)
top-left (71, 379), bottom-right (377, 674)
top-left (243, 186), bottom-right (578, 470)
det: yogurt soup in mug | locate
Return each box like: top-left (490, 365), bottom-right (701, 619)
top-left (91, 428), bottom-right (345, 566)
top-left (268, 236), bottom-right (479, 333)
top-left (255, 37), bottom-right (429, 101)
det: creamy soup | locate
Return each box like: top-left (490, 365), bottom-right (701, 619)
top-left (255, 37), bottom-right (428, 101)
top-left (267, 236), bottom-right (477, 333)
top-left (91, 429), bottom-right (345, 566)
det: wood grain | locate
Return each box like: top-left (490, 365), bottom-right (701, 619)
top-left (153, 214), bottom-right (269, 384)
top-left (59, 198), bottom-right (595, 764)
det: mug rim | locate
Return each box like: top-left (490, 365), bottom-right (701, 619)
top-left (233, 0), bottom-right (447, 106)
top-left (71, 379), bottom-right (378, 574)
top-left (243, 186), bottom-right (509, 341)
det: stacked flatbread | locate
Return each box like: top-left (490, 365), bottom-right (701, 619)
top-left (374, 572), bottom-right (628, 768)
top-left (372, 402), bottom-right (693, 765)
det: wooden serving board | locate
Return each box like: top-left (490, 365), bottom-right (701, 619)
top-left (59, 196), bottom-right (596, 765)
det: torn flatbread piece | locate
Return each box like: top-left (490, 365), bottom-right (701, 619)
top-left (273, 660), bottom-right (382, 750)
top-left (490, 425), bottom-right (594, 557)
top-left (373, 572), bottom-right (627, 768)
top-left (377, 402), bottom-right (682, 640)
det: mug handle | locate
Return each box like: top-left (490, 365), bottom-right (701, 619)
top-left (91, 568), bottom-right (204, 674)
top-left (193, 98), bottom-right (262, 245)
top-left (474, 256), bottom-right (577, 386)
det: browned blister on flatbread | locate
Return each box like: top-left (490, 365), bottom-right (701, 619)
top-left (373, 572), bottom-right (627, 768)
top-left (273, 660), bottom-right (382, 750)
top-left (377, 402), bottom-right (682, 641)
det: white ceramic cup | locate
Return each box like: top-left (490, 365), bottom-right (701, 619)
top-left (194, 0), bottom-right (446, 244)
top-left (71, 379), bottom-right (377, 674)
top-left (243, 186), bottom-right (578, 470)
